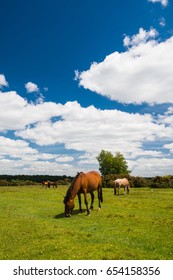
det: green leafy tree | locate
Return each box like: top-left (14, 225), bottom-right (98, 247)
top-left (96, 150), bottom-right (131, 176)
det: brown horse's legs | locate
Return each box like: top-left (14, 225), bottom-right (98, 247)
top-left (83, 193), bottom-right (90, 215)
top-left (77, 193), bottom-right (82, 213)
top-left (97, 189), bottom-right (101, 209)
top-left (90, 193), bottom-right (94, 210)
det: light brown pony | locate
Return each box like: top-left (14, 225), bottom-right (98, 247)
top-left (114, 178), bottom-right (130, 196)
top-left (42, 181), bottom-right (50, 188)
top-left (63, 171), bottom-right (103, 217)
top-left (42, 181), bottom-right (57, 188)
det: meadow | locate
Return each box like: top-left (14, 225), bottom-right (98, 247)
top-left (0, 185), bottom-right (172, 260)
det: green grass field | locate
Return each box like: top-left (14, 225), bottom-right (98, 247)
top-left (0, 185), bottom-right (172, 260)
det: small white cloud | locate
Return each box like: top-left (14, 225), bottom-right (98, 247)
top-left (159, 17), bottom-right (166, 27)
top-left (164, 143), bottom-right (173, 153)
top-left (0, 74), bottom-right (8, 88)
top-left (25, 81), bottom-right (39, 93)
top-left (123, 27), bottom-right (158, 47)
top-left (43, 87), bottom-right (48, 92)
top-left (148, 0), bottom-right (168, 7)
top-left (55, 155), bottom-right (74, 162)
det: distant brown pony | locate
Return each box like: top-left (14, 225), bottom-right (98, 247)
top-left (63, 171), bottom-right (103, 217)
top-left (42, 181), bottom-right (57, 188)
top-left (114, 178), bottom-right (130, 196)
top-left (48, 181), bottom-right (57, 188)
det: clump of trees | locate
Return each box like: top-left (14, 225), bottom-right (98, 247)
top-left (96, 150), bottom-right (130, 176)
top-left (149, 175), bottom-right (173, 188)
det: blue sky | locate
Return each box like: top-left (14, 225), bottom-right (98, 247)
top-left (0, 0), bottom-right (173, 176)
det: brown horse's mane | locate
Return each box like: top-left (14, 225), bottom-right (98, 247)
top-left (63, 172), bottom-right (83, 203)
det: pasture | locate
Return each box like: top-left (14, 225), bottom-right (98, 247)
top-left (0, 185), bottom-right (172, 260)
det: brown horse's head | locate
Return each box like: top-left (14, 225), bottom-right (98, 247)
top-left (63, 172), bottom-right (82, 217)
top-left (63, 196), bottom-right (75, 217)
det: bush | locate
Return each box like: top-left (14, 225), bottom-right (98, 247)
top-left (150, 176), bottom-right (173, 188)
top-left (131, 176), bottom-right (149, 188)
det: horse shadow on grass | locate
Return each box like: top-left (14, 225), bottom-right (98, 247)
top-left (54, 210), bottom-right (82, 219)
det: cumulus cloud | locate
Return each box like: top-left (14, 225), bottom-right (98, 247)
top-left (15, 101), bottom-right (173, 170)
top-left (0, 74), bottom-right (8, 88)
top-left (25, 81), bottom-right (39, 93)
top-left (148, 0), bottom-right (168, 7)
top-left (164, 143), bottom-right (173, 153)
top-left (76, 29), bottom-right (173, 105)
top-left (0, 135), bottom-right (75, 175)
top-left (0, 156), bottom-right (74, 176)
top-left (123, 27), bottom-right (158, 47)
top-left (0, 136), bottom-right (38, 158)
top-left (129, 157), bottom-right (173, 176)
top-left (55, 155), bottom-right (74, 162)
top-left (0, 91), bottom-right (62, 131)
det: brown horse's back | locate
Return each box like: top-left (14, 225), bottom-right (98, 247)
top-left (82, 171), bottom-right (102, 193)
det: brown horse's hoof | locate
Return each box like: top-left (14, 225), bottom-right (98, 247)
top-left (65, 214), bottom-right (71, 218)
top-left (86, 210), bottom-right (91, 216)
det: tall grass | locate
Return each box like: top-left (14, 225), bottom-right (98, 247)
top-left (0, 186), bottom-right (172, 260)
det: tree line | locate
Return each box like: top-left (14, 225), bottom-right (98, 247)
top-left (0, 174), bottom-right (73, 186)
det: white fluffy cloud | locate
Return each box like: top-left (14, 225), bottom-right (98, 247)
top-left (123, 28), bottom-right (158, 47)
top-left (76, 29), bottom-right (173, 105)
top-left (0, 91), bottom-right (62, 131)
top-left (25, 81), bottom-right (39, 93)
top-left (0, 136), bottom-right (38, 158)
top-left (129, 157), bottom-right (173, 176)
top-left (0, 74), bottom-right (8, 87)
top-left (0, 157), bottom-right (74, 176)
top-left (0, 135), bottom-right (75, 175)
top-left (148, 0), bottom-right (168, 7)
top-left (164, 143), bottom-right (173, 153)
top-left (14, 101), bottom-right (173, 176)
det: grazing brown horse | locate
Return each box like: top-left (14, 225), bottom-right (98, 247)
top-left (114, 178), bottom-right (130, 196)
top-left (63, 171), bottom-right (103, 217)
top-left (48, 181), bottom-right (57, 188)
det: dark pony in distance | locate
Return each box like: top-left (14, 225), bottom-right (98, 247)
top-left (63, 171), bottom-right (103, 217)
